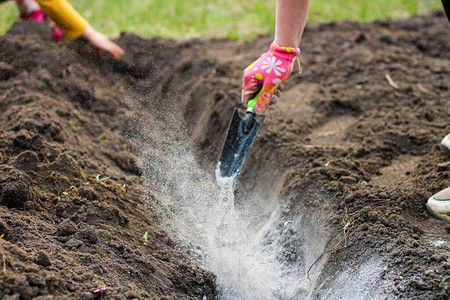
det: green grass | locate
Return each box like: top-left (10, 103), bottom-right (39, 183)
top-left (0, 0), bottom-right (442, 40)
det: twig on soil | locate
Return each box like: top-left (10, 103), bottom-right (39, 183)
top-left (47, 173), bottom-right (72, 195)
top-left (385, 74), bottom-right (399, 89)
top-left (307, 197), bottom-right (400, 279)
top-left (38, 151), bottom-right (51, 165)
top-left (34, 223), bottom-right (46, 243)
top-left (307, 210), bottom-right (360, 279)
top-left (88, 175), bottom-right (130, 197)
top-left (306, 224), bottom-right (356, 279)
top-left (417, 84), bottom-right (430, 94)
top-left (63, 186), bottom-right (80, 199)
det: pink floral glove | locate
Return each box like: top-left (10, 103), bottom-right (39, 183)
top-left (19, 7), bottom-right (46, 22)
top-left (242, 43), bottom-right (300, 115)
top-left (18, 1), bottom-right (64, 41)
top-left (52, 27), bottom-right (64, 41)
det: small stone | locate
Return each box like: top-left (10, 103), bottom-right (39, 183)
top-left (108, 151), bottom-right (141, 175)
top-left (336, 169), bottom-right (350, 177)
top-left (10, 151), bottom-right (39, 172)
top-left (26, 274), bottom-right (45, 287)
top-left (56, 219), bottom-right (77, 236)
top-left (378, 192), bottom-right (388, 199)
top-left (125, 290), bottom-right (139, 299)
top-left (36, 251), bottom-right (51, 267)
top-left (339, 176), bottom-right (357, 184)
top-left (0, 176), bottom-right (31, 208)
top-left (82, 273), bottom-right (93, 281)
top-left (65, 238), bottom-right (84, 248)
top-left (12, 129), bottom-right (33, 149)
top-left (78, 185), bottom-right (98, 200)
top-left (52, 153), bottom-right (85, 178)
top-left (79, 228), bottom-right (98, 244)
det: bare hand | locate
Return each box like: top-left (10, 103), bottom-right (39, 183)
top-left (82, 26), bottom-right (124, 59)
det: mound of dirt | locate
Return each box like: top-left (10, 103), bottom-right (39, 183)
top-left (0, 11), bottom-right (449, 299)
top-left (0, 22), bottom-right (216, 299)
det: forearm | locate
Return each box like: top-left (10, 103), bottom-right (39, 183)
top-left (36, 0), bottom-right (88, 39)
top-left (274, 0), bottom-right (310, 48)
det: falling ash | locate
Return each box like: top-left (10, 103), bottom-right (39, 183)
top-left (137, 115), bottom-right (308, 299)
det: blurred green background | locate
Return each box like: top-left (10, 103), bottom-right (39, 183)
top-left (0, 0), bottom-right (442, 40)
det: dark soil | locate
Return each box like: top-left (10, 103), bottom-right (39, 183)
top-left (1, 11), bottom-right (449, 299)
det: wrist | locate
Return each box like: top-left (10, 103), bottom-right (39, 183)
top-left (81, 25), bottom-right (94, 39)
top-left (270, 42), bottom-right (300, 56)
top-left (272, 40), bottom-right (298, 49)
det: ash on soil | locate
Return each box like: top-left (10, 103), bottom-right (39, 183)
top-left (0, 11), bottom-right (449, 299)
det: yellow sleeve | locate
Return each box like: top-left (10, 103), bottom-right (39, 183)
top-left (36, 0), bottom-right (89, 39)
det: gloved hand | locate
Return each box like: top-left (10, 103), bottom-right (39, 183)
top-left (242, 42), bottom-right (300, 115)
top-left (52, 27), bottom-right (64, 41)
top-left (19, 7), bottom-right (46, 22)
top-left (18, 4), bottom-right (64, 41)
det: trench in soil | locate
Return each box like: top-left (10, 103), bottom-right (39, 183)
top-left (133, 88), bottom-right (385, 299)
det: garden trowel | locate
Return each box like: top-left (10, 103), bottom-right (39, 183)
top-left (217, 94), bottom-right (264, 180)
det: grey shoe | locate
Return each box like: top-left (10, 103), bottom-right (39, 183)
top-left (441, 133), bottom-right (450, 153)
top-left (426, 186), bottom-right (450, 221)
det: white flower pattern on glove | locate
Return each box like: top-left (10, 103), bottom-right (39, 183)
top-left (261, 56), bottom-right (286, 76)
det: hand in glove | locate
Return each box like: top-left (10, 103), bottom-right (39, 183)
top-left (242, 42), bottom-right (300, 114)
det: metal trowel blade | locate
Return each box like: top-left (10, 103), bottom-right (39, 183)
top-left (216, 108), bottom-right (264, 180)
